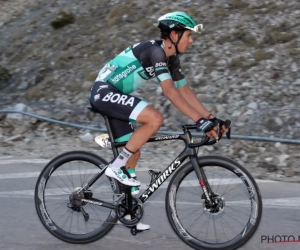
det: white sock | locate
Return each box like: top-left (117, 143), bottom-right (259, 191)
top-left (110, 147), bottom-right (133, 170)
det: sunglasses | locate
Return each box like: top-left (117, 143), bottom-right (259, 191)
top-left (184, 24), bottom-right (203, 34)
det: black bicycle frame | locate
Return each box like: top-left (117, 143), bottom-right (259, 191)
top-left (82, 115), bottom-right (214, 208)
top-left (106, 115), bottom-right (214, 204)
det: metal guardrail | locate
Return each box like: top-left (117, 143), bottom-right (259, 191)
top-left (0, 110), bottom-right (300, 145)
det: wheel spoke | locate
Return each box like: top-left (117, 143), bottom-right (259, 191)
top-left (35, 152), bottom-right (118, 243)
top-left (168, 158), bottom-right (262, 249)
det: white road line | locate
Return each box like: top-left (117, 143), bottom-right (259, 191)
top-left (0, 156), bottom-right (13, 159)
top-left (0, 159), bottom-right (49, 164)
top-left (148, 198), bottom-right (300, 209)
top-left (0, 169), bottom-right (277, 187)
top-left (0, 168), bottom-right (162, 179)
top-left (0, 189), bottom-right (299, 209)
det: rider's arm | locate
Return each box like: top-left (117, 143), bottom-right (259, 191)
top-left (177, 84), bottom-right (213, 119)
top-left (149, 47), bottom-right (202, 122)
top-left (168, 55), bottom-right (213, 119)
top-left (160, 80), bottom-right (202, 122)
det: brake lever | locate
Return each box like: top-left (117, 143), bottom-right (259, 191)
top-left (224, 120), bottom-right (231, 141)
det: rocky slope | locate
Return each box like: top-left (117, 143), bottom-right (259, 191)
top-left (0, 0), bottom-right (299, 182)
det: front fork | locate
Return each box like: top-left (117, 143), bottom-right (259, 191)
top-left (189, 155), bottom-right (215, 206)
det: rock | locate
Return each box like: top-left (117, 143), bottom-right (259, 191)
top-left (274, 142), bottom-right (288, 153)
top-left (265, 157), bottom-right (274, 163)
top-left (6, 103), bottom-right (37, 124)
top-left (247, 102), bottom-right (258, 110)
top-left (274, 117), bottom-right (283, 126)
top-left (292, 79), bottom-right (300, 86)
top-left (80, 132), bottom-right (93, 142)
top-left (283, 169), bottom-right (295, 177)
top-left (277, 154), bottom-right (289, 164)
top-left (291, 62), bottom-right (297, 72)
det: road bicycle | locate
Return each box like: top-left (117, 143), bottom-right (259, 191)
top-left (34, 107), bottom-right (262, 250)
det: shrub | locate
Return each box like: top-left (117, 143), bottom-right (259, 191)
top-left (51, 10), bottom-right (75, 29)
top-left (0, 66), bottom-right (11, 88)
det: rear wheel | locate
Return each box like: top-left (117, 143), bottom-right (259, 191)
top-left (165, 155), bottom-right (262, 250)
top-left (34, 151), bottom-right (120, 244)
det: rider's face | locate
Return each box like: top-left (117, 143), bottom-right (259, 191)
top-left (177, 30), bottom-right (193, 53)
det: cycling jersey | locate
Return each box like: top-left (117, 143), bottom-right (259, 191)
top-left (90, 39), bottom-right (188, 142)
top-left (95, 39), bottom-right (187, 94)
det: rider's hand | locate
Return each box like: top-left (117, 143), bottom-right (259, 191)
top-left (210, 117), bottom-right (228, 138)
top-left (196, 118), bottom-right (217, 138)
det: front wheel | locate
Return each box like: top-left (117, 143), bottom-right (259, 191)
top-left (165, 155), bottom-right (262, 250)
top-left (34, 151), bottom-right (120, 244)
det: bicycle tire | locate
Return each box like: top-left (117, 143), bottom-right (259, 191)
top-left (165, 155), bottom-right (262, 250)
top-left (34, 150), bottom-right (120, 244)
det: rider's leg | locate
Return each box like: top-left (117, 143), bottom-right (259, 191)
top-left (109, 105), bottom-right (163, 170)
top-left (126, 149), bottom-right (140, 171)
top-left (125, 149), bottom-right (141, 196)
top-left (125, 105), bottom-right (163, 152)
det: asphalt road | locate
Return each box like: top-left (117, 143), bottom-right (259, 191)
top-left (0, 155), bottom-right (300, 250)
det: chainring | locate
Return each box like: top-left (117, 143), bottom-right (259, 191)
top-left (116, 196), bottom-right (144, 226)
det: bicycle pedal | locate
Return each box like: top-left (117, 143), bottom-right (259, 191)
top-left (131, 225), bottom-right (138, 236)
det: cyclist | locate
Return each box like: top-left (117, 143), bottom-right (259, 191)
top-left (89, 12), bottom-right (226, 230)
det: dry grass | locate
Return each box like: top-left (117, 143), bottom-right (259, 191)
top-left (214, 7), bottom-right (228, 17)
top-left (287, 40), bottom-right (299, 48)
top-left (24, 86), bottom-right (42, 100)
top-left (263, 32), bottom-right (297, 45)
top-left (216, 35), bottom-right (231, 45)
top-left (229, 56), bottom-right (258, 69)
top-left (206, 55), bottom-right (219, 67)
top-left (288, 49), bottom-right (300, 56)
top-left (254, 51), bottom-right (275, 61)
top-left (232, 29), bottom-right (258, 47)
top-left (106, 2), bottom-right (140, 26)
top-left (270, 21), bottom-right (292, 32)
top-left (230, 0), bottom-right (249, 9)
top-left (245, 2), bottom-right (279, 15)
top-left (229, 56), bottom-right (247, 68)
top-left (84, 72), bottom-right (98, 82)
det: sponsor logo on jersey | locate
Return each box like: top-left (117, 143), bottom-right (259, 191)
top-left (143, 62), bottom-right (167, 79)
top-left (110, 63), bottom-right (137, 84)
top-left (94, 85), bottom-right (108, 101)
top-left (155, 62), bottom-right (167, 67)
top-left (102, 92), bottom-right (135, 107)
top-left (137, 70), bottom-right (150, 80)
top-left (145, 67), bottom-right (155, 77)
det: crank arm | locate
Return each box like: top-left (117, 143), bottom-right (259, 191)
top-left (81, 198), bottom-right (116, 210)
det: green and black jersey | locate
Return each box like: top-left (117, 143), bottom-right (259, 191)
top-left (95, 40), bottom-right (187, 94)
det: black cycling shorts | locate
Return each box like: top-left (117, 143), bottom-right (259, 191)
top-left (89, 81), bottom-right (148, 142)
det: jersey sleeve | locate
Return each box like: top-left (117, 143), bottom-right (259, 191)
top-left (149, 46), bottom-right (172, 84)
top-left (168, 55), bottom-right (187, 88)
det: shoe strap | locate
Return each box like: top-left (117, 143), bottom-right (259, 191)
top-left (120, 166), bottom-right (131, 178)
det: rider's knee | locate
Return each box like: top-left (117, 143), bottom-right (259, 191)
top-left (151, 112), bottom-right (164, 129)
